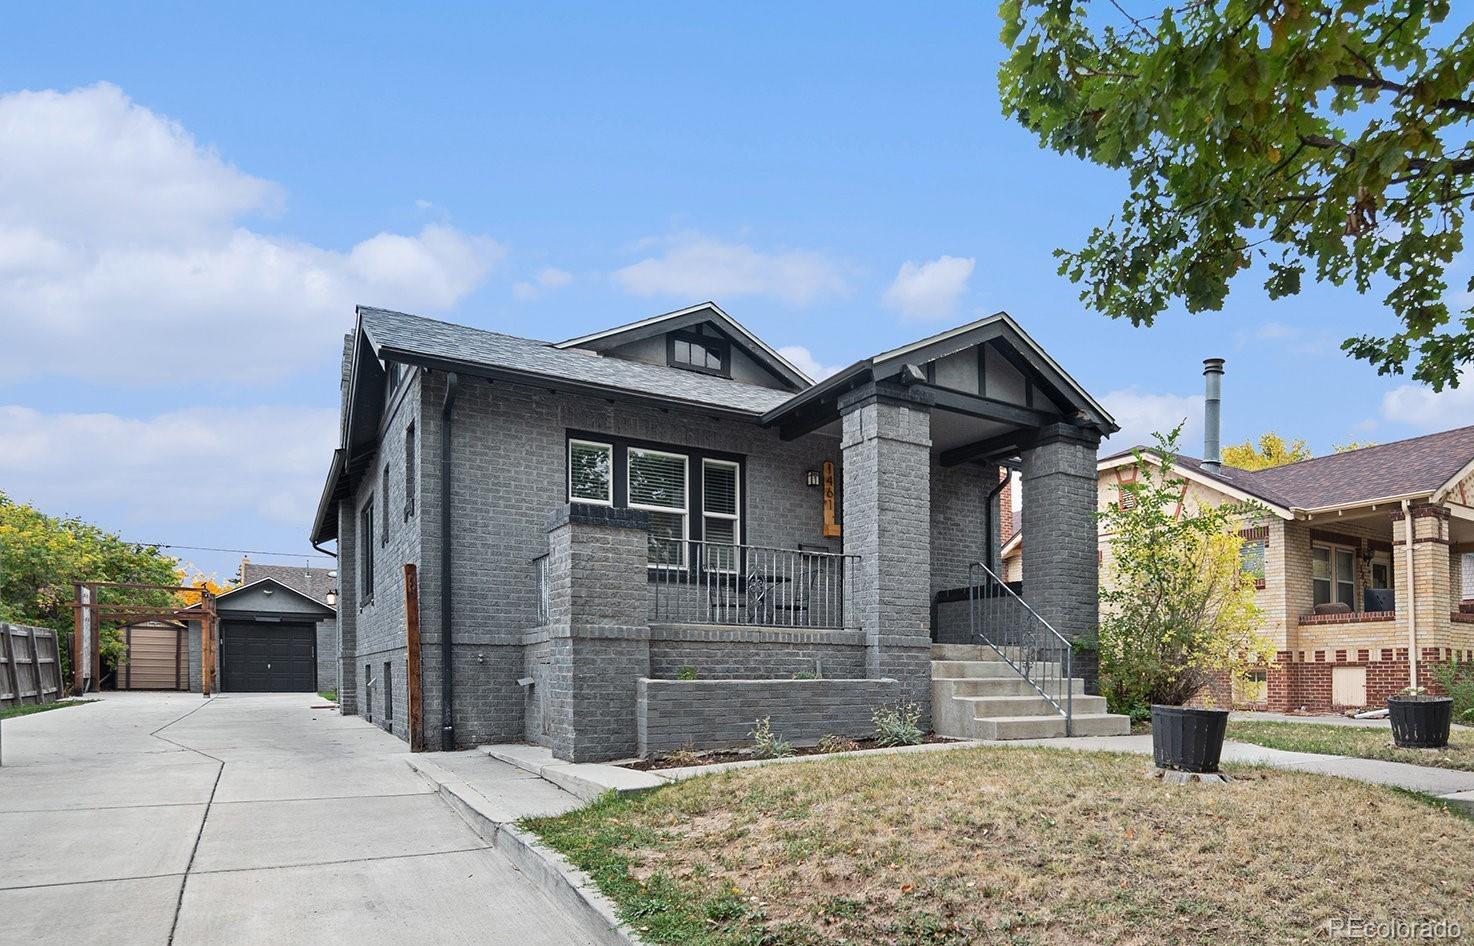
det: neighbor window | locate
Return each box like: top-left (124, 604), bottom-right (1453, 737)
top-left (668, 330), bottom-right (729, 377)
top-left (1370, 553), bottom-right (1392, 591)
top-left (568, 440), bottom-right (614, 505)
top-left (360, 497), bottom-right (375, 604)
top-left (1240, 541), bottom-right (1266, 586)
top-left (404, 423), bottom-right (416, 520)
top-left (628, 447), bottom-right (688, 566)
top-left (385, 360), bottom-right (403, 397)
top-left (702, 459), bottom-right (741, 571)
top-left (1312, 544), bottom-right (1355, 608)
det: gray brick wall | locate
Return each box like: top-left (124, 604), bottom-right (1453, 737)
top-left (637, 677), bottom-right (902, 755)
top-left (346, 368), bottom-right (423, 740)
top-left (315, 617), bottom-right (338, 692)
top-left (336, 500), bottom-right (358, 714)
top-left (1020, 423), bottom-right (1101, 645)
top-left (648, 625), bottom-right (866, 679)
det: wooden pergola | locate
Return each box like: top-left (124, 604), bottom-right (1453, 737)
top-left (72, 581), bottom-right (218, 696)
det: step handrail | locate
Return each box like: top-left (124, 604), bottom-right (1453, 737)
top-left (967, 561), bottom-right (1074, 736)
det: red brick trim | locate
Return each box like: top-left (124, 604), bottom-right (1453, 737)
top-left (1297, 611), bottom-right (1396, 626)
top-left (1253, 578), bottom-right (1267, 589)
top-left (1239, 525), bottom-right (1270, 542)
top-left (1453, 611), bottom-right (1474, 625)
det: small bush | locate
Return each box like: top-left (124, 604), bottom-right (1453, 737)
top-left (817, 733), bottom-right (861, 754)
top-left (675, 666), bottom-right (698, 681)
top-left (750, 716), bottom-right (794, 759)
top-left (1434, 659), bottom-right (1474, 719)
top-left (872, 702), bottom-right (924, 747)
top-left (660, 745), bottom-right (705, 767)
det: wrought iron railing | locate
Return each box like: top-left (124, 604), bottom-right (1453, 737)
top-left (648, 539), bottom-right (859, 629)
top-left (968, 561), bottom-right (1074, 734)
top-left (533, 553), bottom-right (550, 626)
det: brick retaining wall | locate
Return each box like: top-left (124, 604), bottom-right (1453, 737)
top-left (636, 677), bottom-right (901, 756)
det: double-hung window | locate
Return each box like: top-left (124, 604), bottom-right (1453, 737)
top-left (568, 440), bottom-right (614, 505)
top-left (701, 459), bottom-right (740, 572)
top-left (628, 448), bottom-right (688, 567)
top-left (1312, 544), bottom-right (1355, 608)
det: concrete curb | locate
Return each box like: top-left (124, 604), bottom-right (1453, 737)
top-left (405, 756), bottom-right (646, 946)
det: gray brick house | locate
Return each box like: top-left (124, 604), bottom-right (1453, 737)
top-left (310, 301), bottom-right (1122, 760)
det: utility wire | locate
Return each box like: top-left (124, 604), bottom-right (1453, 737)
top-left (128, 542), bottom-right (335, 560)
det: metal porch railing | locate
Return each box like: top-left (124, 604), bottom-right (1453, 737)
top-left (648, 539), bottom-right (859, 629)
top-left (968, 561), bottom-right (1074, 735)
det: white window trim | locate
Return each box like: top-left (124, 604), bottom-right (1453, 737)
top-left (627, 447), bottom-right (689, 568)
top-left (701, 457), bottom-right (741, 574)
top-left (1369, 551), bottom-right (1392, 591)
top-left (568, 439), bottom-right (614, 507)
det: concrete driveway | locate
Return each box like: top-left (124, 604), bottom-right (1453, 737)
top-left (0, 692), bottom-right (599, 945)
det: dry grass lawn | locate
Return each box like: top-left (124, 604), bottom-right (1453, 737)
top-left (528, 746), bottom-right (1474, 945)
top-left (1226, 720), bottom-right (1474, 772)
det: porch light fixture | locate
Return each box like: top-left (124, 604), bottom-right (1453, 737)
top-left (326, 588), bottom-right (338, 607)
top-left (805, 469), bottom-right (821, 488)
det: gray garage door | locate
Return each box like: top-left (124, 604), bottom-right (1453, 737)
top-left (220, 622), bottom-right (316, 692)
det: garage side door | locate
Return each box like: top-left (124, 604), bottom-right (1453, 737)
top-left (220, 622), bottom-right (317, 692)
top-left (122, 626), bottom-right (182, 690)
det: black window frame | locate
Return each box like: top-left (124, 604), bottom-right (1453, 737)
top-left (383, 660), bottom-right (393, 724)
top-left (565, 430), bottom-right (746, 572)
top-left (666, 329), bottom-right (731, 378)
top-left (381, 467), bottom-right (391, 547)
top-left (360, 495), bottom-right (375, 606)
top-left (404, 423), bottom-right (416, 521)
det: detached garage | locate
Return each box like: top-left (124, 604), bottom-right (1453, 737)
top-left (194, 576), bottom-right (337, 693)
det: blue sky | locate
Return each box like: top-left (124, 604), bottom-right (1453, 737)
top-left (1, 3), bottom-right (1467, 580)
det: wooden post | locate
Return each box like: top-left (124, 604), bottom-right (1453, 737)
top-left (201, 616), bottom-right (213, 697)
top-left (403, 564), bottom-right (424, 752)
top-left (29, 627), bottom-right (45, 705)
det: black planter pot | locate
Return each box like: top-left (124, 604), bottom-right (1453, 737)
top-left (1388, 696), bottom-right (1453, 749)
top-left (1152, 705), bottom-right (1229, 773)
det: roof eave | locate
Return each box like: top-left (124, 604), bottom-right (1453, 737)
top-left (1097, 451), bottom-right (1295, 519)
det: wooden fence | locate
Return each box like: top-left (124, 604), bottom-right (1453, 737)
top-left (0, 624), bottom-right (63, 710)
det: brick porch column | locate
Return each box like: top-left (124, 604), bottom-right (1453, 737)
top-left (839, 381), bottom-right (935, 722)
top-left (1020, 423), bottom-right (1102, 647)
top-left (1392, 503), bottom-right (1452, 688)
top-left (542, 503), bottom-right (652, 762)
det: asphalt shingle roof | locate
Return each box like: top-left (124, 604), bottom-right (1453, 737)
top-left (359, 306), bottom-right (797, 415)
top-left (1104, 424), bottom-right (1474, 510)
top-left (241, 562), bottom-right (336, 607)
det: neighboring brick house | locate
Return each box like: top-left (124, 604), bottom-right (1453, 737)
top-left (1010, 427), bottom-right (1474, 711)
top-left (309, 301), bottom-right (1123, 759)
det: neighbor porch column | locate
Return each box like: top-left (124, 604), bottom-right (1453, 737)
top-left (839, 380), bottom-right (935, 723)
top-left (1392, 502), bottom-right (1452, 689)
top-left (1020, 422), bottom-right (1102, 650)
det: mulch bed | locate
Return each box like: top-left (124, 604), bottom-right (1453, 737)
top-left (624, 733), bottom-right (959, 771)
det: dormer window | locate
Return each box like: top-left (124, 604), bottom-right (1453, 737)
top-left (668, 328), bottom-right (730, 378)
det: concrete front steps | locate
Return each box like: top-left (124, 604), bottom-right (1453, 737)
top-left (931, 644), bottom-right (1130, 740)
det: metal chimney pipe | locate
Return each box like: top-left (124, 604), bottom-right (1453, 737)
top-left (1201, 358), bottom-right (1225, 470)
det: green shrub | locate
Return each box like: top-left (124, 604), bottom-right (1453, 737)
top-left (1434, 659), bottom-right (1474, 721)
top-left (872, 701), bottom-right (924, 747)
top-left (750, 717), bottom-right (794, 759)
top-left (675, 666), bottom-right (698, 681)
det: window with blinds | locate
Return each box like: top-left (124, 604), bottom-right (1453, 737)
top-left (702, 459), bottom-right (740, 571)
top-left (568, 440), bottom-right (613, 505)
top-left (629, 448), bottom-right (688, 566)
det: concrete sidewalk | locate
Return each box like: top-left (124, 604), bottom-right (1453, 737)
top-left (0, 692), bottom-right (605, 945)
top-left (1002, 732), bottom-right (1474, 810)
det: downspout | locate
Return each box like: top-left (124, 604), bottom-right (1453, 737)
top-left (1401, 499), bottom-right (1419, 690)
top-left (983, 467), bottom-right (1013, 572)
top-left (440, 372), bottom-right (461, 750)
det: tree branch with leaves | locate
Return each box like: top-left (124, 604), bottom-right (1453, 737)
top-left (999, 0), bottom-right (1474, 390)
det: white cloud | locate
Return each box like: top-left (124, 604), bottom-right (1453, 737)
top-left (1381, 372), bottom-right (1474, 431)
top-left (0, 404), bottom-right (339, 527)
top-left (513, 266), bottom-right (573, 301)
top-left (776, 344), bottom-right (843, 382)
top-left (614, 234), bottom-right (847, 306)
top-left (882, 255), bottom-right (975, 320)
top-left (1100, 388), bottom-right (1205, 455)
top-left (0, 83), bottom-right (503, 383)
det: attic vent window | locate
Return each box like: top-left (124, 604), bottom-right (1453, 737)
top-left (668, 329), bottom-right (730, 378)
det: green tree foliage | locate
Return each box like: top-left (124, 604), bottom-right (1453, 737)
top-left (1221, 431), bottom-right (1313, 469)
top-left (1333, 440), bottom-right (1379, 452)
top-left (999, 1), bottom-right (1474, 390)
top-left (0, 490), bottom-right (180, 683)
top-left (1098, 428), bottom-right (1271, 716)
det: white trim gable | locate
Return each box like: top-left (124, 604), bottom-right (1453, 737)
top-left (1096, 452), bottom-right (1295, 519)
